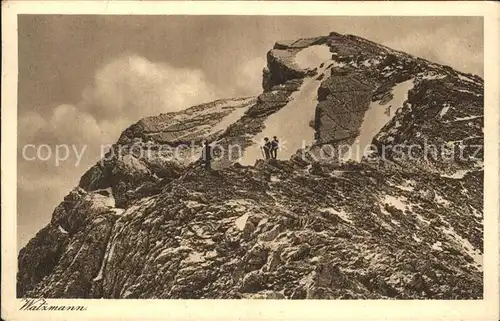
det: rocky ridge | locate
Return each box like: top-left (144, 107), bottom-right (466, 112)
top-left (18, 32), bottom-right (483, 299)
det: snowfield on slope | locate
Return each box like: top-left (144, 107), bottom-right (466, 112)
top-left (240, 46), bottom-right (332, 165)
top-left (206, 98), bottom-right (255, 136)
top-left (344, 79), bottom-right (415, 162)
top-left (294, 45), bottom-right (332, 70)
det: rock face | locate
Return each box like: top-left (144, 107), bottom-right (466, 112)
top-left (18, 32), bottom-right (483, 299)
top-left (315, 73), bottom-right (374, 144)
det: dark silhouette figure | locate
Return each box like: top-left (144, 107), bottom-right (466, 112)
top-left (262, 137), bottom-right (272, 160)
top-left (271, 136), bottom-right (279, 159)
top-left (202, 140), bottom-right (212, 170)
top-left (385, 105), bottom-right (392, 117)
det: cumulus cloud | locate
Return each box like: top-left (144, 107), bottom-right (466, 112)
top-left (20, 53), bottom-right (221, 147)
top-left (81, 54), bottom-right (219, 121)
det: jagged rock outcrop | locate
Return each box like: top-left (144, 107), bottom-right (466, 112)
top-left (263, 36), bottom-right (327, 91)
top-left (373, 75), bottom-right (483, 175)
top-left (315, 73), bottom-right (375, 144)
top-left (18, 31), bottom-right (484, 299)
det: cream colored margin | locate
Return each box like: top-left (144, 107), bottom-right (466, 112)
top-left (1, 1), bottom-right (499, 320)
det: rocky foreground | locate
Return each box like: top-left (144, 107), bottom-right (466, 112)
top-left (18, 32), bottom-right (483, 299)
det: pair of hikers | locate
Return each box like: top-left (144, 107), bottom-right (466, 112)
top-left (261, 136), bottom-right (279, 160)
top-left (201, 136), bottom-right (279, 170)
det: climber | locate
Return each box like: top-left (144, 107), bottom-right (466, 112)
top-left (271, 136), bottom-right (279, 159)
top-left (385, 105), bottom-right (392, 117)
top-left (201, 140), bottom-right (212, 170)
top-left (262, 137), bottom-right (272, 160)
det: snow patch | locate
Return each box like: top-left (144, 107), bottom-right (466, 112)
top-left (344, 79), bottom-right (414, 162)
top-left (441, 226), bottom-right (482, 271)
top-left (235, 213), bottom-right (249, 231)
top-left (108, 242), bottom-right (116, 261)
top-left (471, 207), bottom-right (482, 219)
top-left (382, 70), bottom-right (395, 77)
top-left (390, 219), bottom-right (400, 226)
top-left (457, 74), bottom-right (480, 84)
top-left (438, 104), bottom-right (451, 118)
top-left (223, 97), bottom-right (256, 108)
top-left (394, 179), bottom-right (416, 192)
top-left (414, 213), bottom-right (431, 225)
top-left (383, 195), bottom-right (408, 211)
top-left (122, 196), bottom-right (156, 217)
top-left (319, 207), bottom-right (353, 223)
top-left (58, 225), bottom-right (69, 234)
top-left (435, 194), bottom-right (451, 207)
top-left (110, 208), bottom-right (125, 215)
top-left (93, 263), bottom-right (105, 282)
top-left (93, 225), bottom-right (125, 282)
top-left (225, 199), bottom-right (252, 213)
top-left (185, 251), bottom-right (205, 263)
top-left (206, 250), bottom-right (217, 259)
top-left (185, 200), bottom-right (205, 209)
top-left (450, 115), bottom-right (482, 122)
top-left (360, 58), bottom-right (380, 67)
top-left (309, 256), bottom-right (320, 263)
top-left (191, 225), bottom-right (208, 238)
top-left (421, 73), bottom-right (446, 80)
top-left (258, 218), bottom-right (269, 227)
top-left (294, 45), bottom-right (332, 70)
top-left (92, 191), bottom-right (116, 208)
top-left (330, 61), bottom-right (346, 68)
top-left (441, 169), bottom-right (470, 179)
top-left (207, 103), bottom-right (251, 136)
top-left (240, 63), bottom-right (331, 165)
top-left (122, 288), bottom-right (135, 298)
top-left (431, 241), bottom-right (443, 251)
top-left (270, 175), bottom-right (281, 182)
top-left (457, 88), bottom-right (482, 96)
top-left (226, 199), bottom-right (252, 206)
top-left (69, 245), bottom-right (85, 267)
top-left (182, 98), bottom-right (254, 119)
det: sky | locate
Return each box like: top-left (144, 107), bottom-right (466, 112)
top-left (17, 15), bottom-right (483, 251)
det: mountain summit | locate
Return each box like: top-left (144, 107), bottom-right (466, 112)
top-left (18, 32), bottom-right (483, 299)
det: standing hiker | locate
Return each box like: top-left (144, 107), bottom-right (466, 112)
top-left (271, 136), bottom-right (279, 159)
top-left (262, 137), bottom-right (272, 160)
top-left (202, 140), bottom-right (212, 170)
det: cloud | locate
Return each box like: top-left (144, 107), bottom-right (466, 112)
top-left (19, 53), bottom-right (222, 147)
top-left (82, 54), bottom-right (220, 121)
top-left (231, 56), bottom-right (268, 97)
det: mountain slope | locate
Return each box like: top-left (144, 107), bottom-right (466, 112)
top-left (17, 32), bottom-right (483, 299)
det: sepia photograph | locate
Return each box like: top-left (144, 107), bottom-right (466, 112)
top-left (2, 1), bottom-right (499, 321)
